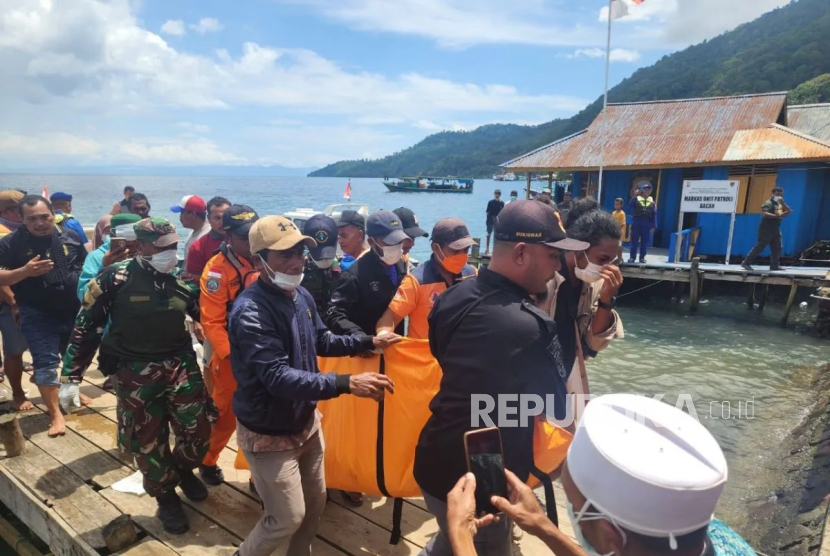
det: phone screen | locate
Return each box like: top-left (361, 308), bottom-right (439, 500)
top-left (465, 428), bottom-right (508, 515)
top-left (112, 238), bottom-right (127, 250)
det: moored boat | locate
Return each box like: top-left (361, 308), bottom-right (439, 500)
top-left (382, 176), bottom-right (474, 193)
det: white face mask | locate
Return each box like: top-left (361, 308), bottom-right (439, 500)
top-left (142, 250), bottom-right (178, 274)
top-left (574, 252), bottom-right (604, 283)
top-left (374, 241), bottom-right (403, 265)
top-left (260, 257), bottom-right (303, 290)
top-left (314, 258), bottom-right (335, 269)
top-left (773, 196), bottom-right (782, 202)
top-left (567, 500), bottom-right (626, 556)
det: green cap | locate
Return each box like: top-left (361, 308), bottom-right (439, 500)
top-left (134, 217), bottom-right (181, 247)
top-left (110, 213), bottom-right (142, 228)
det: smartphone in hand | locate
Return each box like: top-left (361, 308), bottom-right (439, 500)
top-left (463, 427), bottom-right (508, 516)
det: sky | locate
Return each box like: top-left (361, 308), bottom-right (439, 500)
top-left (0, 0), bottom-right (793, 170)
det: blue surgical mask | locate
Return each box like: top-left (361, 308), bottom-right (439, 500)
top-left (567, 500), bottom-right (625, 556)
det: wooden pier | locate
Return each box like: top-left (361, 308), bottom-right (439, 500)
top-left (619, 253), bottom-right (830, 323)
top-left (0, 362), bottom-right (572, 556)
top-left (469, 242), bottom-right (830, 325)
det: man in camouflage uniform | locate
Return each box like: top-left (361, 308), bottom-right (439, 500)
top-left (59, 217), bottom-right (216, 535)
top-left (300, 214), bottom-right (341, 314)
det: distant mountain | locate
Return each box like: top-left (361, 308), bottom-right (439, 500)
top-left (1, 164), bottom-right (318, 177)
top-left (310, 0), bottom-right (830, 178)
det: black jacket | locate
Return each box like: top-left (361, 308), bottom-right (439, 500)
top-left (324, 250), bottom-right (406, 336)
top-left (0, 226), bottom-right (86, 317)
top-left (228, 280), bottom-right (374, 436)
top-left (413, 267), bottom-right (569, 502)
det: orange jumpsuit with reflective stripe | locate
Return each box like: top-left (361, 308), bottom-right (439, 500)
top-left (200, 247), bottom-right (254, 467)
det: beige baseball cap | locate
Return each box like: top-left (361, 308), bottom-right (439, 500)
top-left (249, 215), bottom-right (316, 253)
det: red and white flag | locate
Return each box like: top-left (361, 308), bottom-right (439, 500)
top-left (41, 184), bottom-right (49, 199)
top-left (610, 0), bottom-right (644, 20)
top-left (343, 179), bottom-right (351, 201)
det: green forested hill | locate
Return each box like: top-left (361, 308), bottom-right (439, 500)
top-left (310, 0), bottom-right (830, 178)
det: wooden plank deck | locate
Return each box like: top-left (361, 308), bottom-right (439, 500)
top-left (0, 362), bottom-right (574, 556)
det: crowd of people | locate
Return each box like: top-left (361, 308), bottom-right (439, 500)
top-left (0, 184), bottom-right (758, 556)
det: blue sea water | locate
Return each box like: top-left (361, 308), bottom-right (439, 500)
top-left (0, 175), bottom-right (508, 263)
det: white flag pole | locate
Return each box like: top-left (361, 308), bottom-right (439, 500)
top-left (597, 0), bottom-right (614, 204)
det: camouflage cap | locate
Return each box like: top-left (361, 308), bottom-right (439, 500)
top-left (134, 217), bottom-right (181, 247)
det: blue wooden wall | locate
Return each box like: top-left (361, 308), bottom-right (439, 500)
top-left (571, 164), bottom-right (829, 258)
top-left (694, 165), bottom-right (824, 257)
top-left (816, 169), bottom-right (830, 241)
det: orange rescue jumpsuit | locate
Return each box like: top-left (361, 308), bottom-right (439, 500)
top-left (200, 245), bottom-right (255, 468)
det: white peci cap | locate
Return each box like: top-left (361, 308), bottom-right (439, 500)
top-left (567, 394), bottom-right (727, 542)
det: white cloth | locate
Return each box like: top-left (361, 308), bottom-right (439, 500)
top-left (184, 221), bottom-right (211, 268)
top-left (567, 393), bottom-right (727, 539)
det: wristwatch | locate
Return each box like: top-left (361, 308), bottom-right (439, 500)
top-left (598, 296), bottom-right (616, 310)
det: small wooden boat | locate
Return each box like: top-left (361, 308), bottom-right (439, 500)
top-left (382, 176), bottom-right (474, 193)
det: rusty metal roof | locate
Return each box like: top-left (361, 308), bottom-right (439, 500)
top-left (502, 92), bottom-right (830, 170)
top-left (787, 104), bottom-right (830, 142)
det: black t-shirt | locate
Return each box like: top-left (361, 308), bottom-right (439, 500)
top-left (413, 267), bottom-right (569, 502)
top-left (486, 199), bottom-right (504, 224)
top-left (757, 198), bottom-right (782, 239)
top-left (0, 226), bottom-right (87, 317)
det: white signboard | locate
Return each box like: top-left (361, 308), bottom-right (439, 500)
top-left (680, 180), bottom-right (739, 213)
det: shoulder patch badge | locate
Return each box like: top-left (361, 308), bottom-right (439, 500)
top-left (206, 277), bottom-right (221, 293)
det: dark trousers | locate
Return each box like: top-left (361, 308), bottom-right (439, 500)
top-left (629, 225), bottom-right (651, 261)
top-left (744, 233), bottom-right (781, 268)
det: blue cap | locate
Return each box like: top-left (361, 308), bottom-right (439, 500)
top-left (366, 210), bottom-right (407, 245)
top-left (303, 214), bottom-right (338, 260)
top-left (50, 191), bottom-right (72, 202)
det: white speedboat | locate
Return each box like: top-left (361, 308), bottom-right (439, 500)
top-left (284, 203), bottom-right (370, 233)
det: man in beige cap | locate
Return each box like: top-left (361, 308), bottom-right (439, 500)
top-left (228, 215), bottom-right (401, 556)
top-left (60, 217), bottom-right (216, 535)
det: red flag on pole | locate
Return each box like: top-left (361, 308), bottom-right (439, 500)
top-left (343, 179), bottom-right (351, 201)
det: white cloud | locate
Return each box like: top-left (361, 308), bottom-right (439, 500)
top-left (0, 0), bottom-right (589, 167)
top-left (569, 48), bottom-right (641, 63)
top-left (118, 139), bottom-right (242, 164)
top-left (160, 19), bottom-right (185, 36)
top-left (190, 17), bottom-right (223, 34)
top-left (661, 0), bottom-right (791, 46)
top-left (0, 132), bottom-right (102, 157)
top-left (283, 0), bottom-right (792, 50)
top-left (280, 0), bottom-right (595, 49)
top-left (176, 122), bottom-right (210, 133)
top-left (598, 0), bottom-right (792, 46)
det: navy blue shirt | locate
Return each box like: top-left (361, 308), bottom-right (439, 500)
top-left (228, 279), bottom-right (375, 436)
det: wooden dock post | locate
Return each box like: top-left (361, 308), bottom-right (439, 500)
top-left (689, 258), bottom-right (702, 313)
top-left (781, 281), bottom-right (800, 326)
top-left (747, 284), bottom-right (756, 309)
top-left (0, 413), bottom-right (26, 457)
top-left (470, 237), bottom-right (481, 267)
top-left (757, 284), bottom-right (770, 311)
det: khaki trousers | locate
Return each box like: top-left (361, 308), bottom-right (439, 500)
top-left (239, 430), bottom-right (327, 556)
